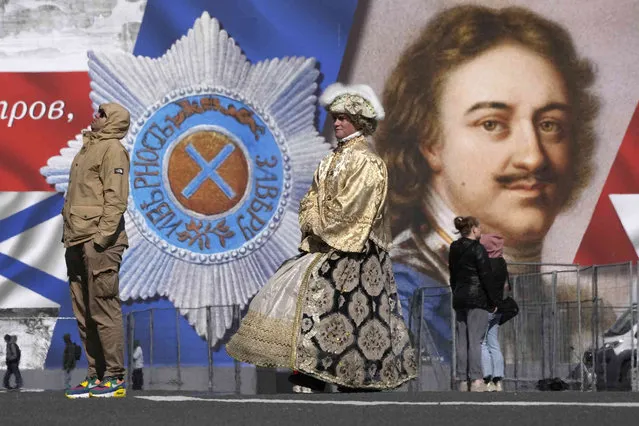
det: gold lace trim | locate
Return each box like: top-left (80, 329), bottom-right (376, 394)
top-left (226, 311), bottom-right (295, 368)
top-left (290, 252), bottom-right (326, 369)
top-left (296, 365), bottom-right (417, 390)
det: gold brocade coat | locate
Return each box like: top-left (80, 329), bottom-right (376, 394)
top-left (226, 135), bottom-right (417, 388)
top-left (298, 135), bottom-right (391, 253)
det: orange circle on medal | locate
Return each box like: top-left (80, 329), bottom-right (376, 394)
top-left (167, 130), bottom-right (249, 216)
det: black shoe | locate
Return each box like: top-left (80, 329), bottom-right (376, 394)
top-left (337, 386), bottom-right (381, 393)
top-left (288, 373), bottom-right (326, 392)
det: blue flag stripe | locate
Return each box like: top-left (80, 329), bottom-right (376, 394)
top-left (0, 194), bottom-right (64, 244)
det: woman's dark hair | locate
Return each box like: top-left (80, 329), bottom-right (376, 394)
top-left (454, 216), bottom-right (479, 237)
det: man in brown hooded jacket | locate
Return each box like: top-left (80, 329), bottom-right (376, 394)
top-left (63, 102), bottom-right (130, 399)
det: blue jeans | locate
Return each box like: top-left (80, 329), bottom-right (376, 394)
top-left (481, 312), bottom-right (504, 379)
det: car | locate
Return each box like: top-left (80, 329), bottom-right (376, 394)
top-left (583, 304), bottom-right (637, 391)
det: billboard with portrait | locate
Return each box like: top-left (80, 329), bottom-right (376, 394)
top-left (0, 0), bottom-right (637, 370)
top-left (340, 0), bottom-right (639, 357)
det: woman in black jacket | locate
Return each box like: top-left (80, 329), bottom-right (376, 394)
top-left (449, 216), bottom-right (500, 392)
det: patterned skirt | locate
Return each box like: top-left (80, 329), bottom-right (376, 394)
top-left (226, 242), bottom-right (417, 389)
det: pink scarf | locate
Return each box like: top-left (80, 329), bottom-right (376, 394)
top-left (480, 233), bottom-right (504, 258)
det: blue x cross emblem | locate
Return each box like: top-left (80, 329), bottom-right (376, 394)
top-left (182, 143), bottom-right (236, 199)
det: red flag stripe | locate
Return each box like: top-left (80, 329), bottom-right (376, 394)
top-left (0, 72), bottom-right (92, 192)
top-left (574, 102), bottom-right (639, 265)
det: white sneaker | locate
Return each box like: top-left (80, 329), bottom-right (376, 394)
top-left (470, 380), bottom-right (486, 392)
top-left (494, 381), bottom-right (503, 392)
top-left (292, 385), bottom-right (313, 394)
top-left (486, 382), bottom-right (495, 392)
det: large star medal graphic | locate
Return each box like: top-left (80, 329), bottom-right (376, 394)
top-left (41, 12), bottom-right (329, 344)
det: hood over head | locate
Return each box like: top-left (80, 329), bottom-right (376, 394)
top-left (98, 102), bottom-right (130, 140)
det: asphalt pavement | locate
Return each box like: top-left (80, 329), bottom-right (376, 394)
top-left (2, 389), bottom-right (638, 426)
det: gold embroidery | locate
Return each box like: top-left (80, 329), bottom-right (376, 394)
top-left (226, 311), bottom-right (296, 368)
top-left (298, 136), bottom-right (392, 253)
top-left (289, 252), bottom-right (326, 369)
top-left (292, 247), bottom-right (418, 390)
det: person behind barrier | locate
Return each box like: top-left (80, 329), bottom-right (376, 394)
top-left (449, 216), bottom-right (500, 392)
top-left (479, 233), bottom-right (509, 392)
top-left (132, 340), bottom-right (144, 391)
top-left (3, 334), bottom-right (22, 390)
top-left (63, 333), bottom-right (80, 390)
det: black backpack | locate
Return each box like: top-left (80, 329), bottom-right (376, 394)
top-left (537, 377), bottom-right (569, 391)
top-left (74, 343), bottom-right (82, 361)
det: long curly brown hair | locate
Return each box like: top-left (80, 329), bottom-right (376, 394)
top-left (375, 5), bottom-right (599, 234)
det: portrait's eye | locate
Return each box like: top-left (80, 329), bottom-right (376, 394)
top-left (539, 120), bottom-right (562, 134)
top-left (479, 120), bottom-right (507, 134)
top-left (482, 120), bottom-right (498, 131)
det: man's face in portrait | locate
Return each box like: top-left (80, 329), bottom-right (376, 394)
top-left (423, 43), bottom-right (573, 245)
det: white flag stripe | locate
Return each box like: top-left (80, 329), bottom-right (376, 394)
top-left (0, 192), bottom-right (57, 222)
top-left (0, 278), bottom-right (59, 309)
top-left (0, 206), bottom-right (67, 283)
top-left (610, 194), bottom-right (639, 259)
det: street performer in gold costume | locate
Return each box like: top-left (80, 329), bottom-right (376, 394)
top-left (227, 83), bottom-right (416, 392)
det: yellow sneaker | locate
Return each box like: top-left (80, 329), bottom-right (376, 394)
top-left (65, 377), bottom-right (101, 399)
top-left (89, 376), bottom-right (126, 398)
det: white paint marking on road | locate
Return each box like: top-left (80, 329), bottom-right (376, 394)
top-left (139, 396), bottom-right (209, 402)
top-left (136, 396), bottom-right (639, 408)
top-left (0, 389), bottom-right (45, 393)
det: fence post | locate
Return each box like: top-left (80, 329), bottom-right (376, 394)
top-left (126, 312), bottom-right (134, 389)
top-left (450, 288), bottom-right (456, 392)
top-left (418, 289), bottom-right (424, 391)
top-left (550, 271), bottom-right (557, 379)
top-left (592, 266), bottom-right (599, 391)
top-left (512, 275), bottom-right (519, 392)
top-left (628, 261), bottom-right (635, 392)
top-left (408, 293), bottom-right (417, 392)
top-left (176, 309), bottom-right (182, 390)
top-left (577, 267), bottom-right (584, 392)
top-left (207, 306), bottom-right (214, 393)
top-left (541, 295), bottom-right (546, 380)
top-left (635, 261), bottom-right (639, 392)
top-left (233, 304), bottom-right (242, 395)
top-left (149, 309), bottom-right (154, 386)
top-left (628, 262), bottom-right (635, 391)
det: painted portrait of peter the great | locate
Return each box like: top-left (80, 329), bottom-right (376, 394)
top-left (374, 5), bottom-right (599, 355)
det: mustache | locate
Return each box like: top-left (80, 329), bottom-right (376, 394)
top-left (495, 170), bottom-right (557, 186)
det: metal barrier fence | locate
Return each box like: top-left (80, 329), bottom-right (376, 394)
top-left (1, 262), bottom-right (636, 392)
top-left (408, 262), bottom-right (638, 392)
top-left (124, 305), bottom-right (244, 393)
